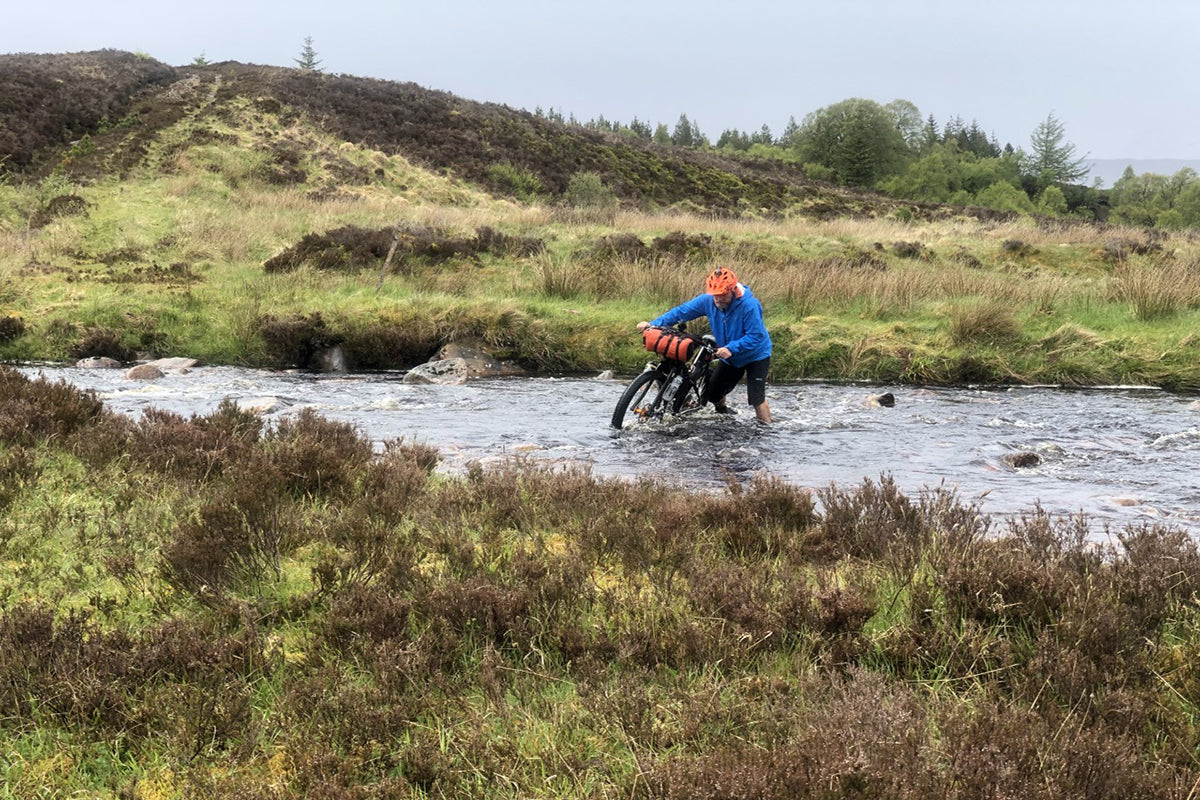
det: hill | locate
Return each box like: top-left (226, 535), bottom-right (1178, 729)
top-left (2, 50), bottom-right (966, 221)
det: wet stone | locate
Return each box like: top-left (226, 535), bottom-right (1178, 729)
top-left (1003, 452), bottom-right (1041, 469)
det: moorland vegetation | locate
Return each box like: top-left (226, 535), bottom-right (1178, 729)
top-left (3, 366), bottom-right (1200, 797)
top-left (2, 51), bottom-right (1200, 387)
top-left (4, 49), bottom-right (1200, 799)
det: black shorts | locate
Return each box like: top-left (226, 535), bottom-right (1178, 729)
top-left (703, 357), bottom-right (770, 407)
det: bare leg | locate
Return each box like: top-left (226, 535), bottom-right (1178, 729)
top-left (754, 401), bottom-right (772, 423)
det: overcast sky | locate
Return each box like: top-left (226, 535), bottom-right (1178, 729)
top-left (7, 0), bottom-right (1200, 160)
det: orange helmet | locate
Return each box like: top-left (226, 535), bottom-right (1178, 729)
top-left (705, 267), bottom-right (738, 295)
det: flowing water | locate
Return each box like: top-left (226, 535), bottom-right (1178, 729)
top-left (18, 365), bottom-right (1200, 534)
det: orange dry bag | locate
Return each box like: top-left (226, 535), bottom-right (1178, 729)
top-left (643, 328), bottom-right (698, 362)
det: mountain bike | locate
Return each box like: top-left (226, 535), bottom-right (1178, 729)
top-left (611, 325), bottom-right (718, 428)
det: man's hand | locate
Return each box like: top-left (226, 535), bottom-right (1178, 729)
top-left (636, 321), bottom-right (651, 332)
top-left (715, 347), bottom-right (732, 360)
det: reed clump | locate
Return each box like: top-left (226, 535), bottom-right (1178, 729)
top-left (1111, 255), bottom-right (1200, 321)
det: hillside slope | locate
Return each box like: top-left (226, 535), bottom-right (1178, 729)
top-left (2, 50), bottom-right (957, 220)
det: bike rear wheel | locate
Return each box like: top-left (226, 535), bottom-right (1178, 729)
top-left (613, 371), bottom-right (672, 428)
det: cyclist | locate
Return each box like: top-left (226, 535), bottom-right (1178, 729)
top-left (637, 267), bottom-right (773, 423)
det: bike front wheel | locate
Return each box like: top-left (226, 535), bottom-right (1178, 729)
top-left (611, 370), bottom-right (667, 428)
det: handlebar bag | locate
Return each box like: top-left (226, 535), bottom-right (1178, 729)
top-left (643, 328), bottom-right (698, 362)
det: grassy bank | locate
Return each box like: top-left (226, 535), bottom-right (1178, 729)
top-left (2, 365), bottom-right (1200, 798)
top-left (3, 94), bottom-right (1200, 387)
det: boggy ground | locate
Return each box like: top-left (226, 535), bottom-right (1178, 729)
top-left (2, 365), bottom-right (1200, 798)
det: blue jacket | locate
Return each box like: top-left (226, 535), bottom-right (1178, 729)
top-left (650, 284), bottom-right (772, 368)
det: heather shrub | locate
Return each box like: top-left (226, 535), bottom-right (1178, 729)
top-left (813, 475), bottom-right (927, 567)
top-left (686, 560), bottom-right (778, 642)
top-left (703, 474), bottom-right (816, 558)
top-left (161, 473), bottom-right (293, 596)
top-left (337, 318), bottom-right (440, 370)
top-left (265, 408), bottom-right (374, 498)
top-left (129, 399), bottom-right (263, 481)
top-left (0, 314), bottom-right (25, 342)
top-left (0, 444), bottom-right (38, 509)
top-left (0, 366), bottom-right (108, 445)
top-left (68, 326), bottom-right (137, 362)
top-left (262, 224), bottom-right (395, 272)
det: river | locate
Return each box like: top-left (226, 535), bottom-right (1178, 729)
top-left (17, 365), bottom-right (1200, 534)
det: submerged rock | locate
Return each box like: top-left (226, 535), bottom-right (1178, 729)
top-left (125, 364), bottom-right (164, 380)
top-left (77, 356), bottom-right (122, 369)
top-left (143, 357), bottom-right (198, 371)
top-left (435, 341), bottom-right (526, 378)
top-left (867, 392), bottom-right (895, 408)
top-left (312, 345), bottom-right (347, 374)
top-left (1003, 452), bottom-right (1041, 469)
top-left (237, 396), bottom-right (288, 414)
top-left (403, 358), bottom-right (469, 385)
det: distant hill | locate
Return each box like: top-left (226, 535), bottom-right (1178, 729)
top-left (0, 50), bottom-right (1007, 223)
top-left (1087, 158), bottom-right (1200, 188)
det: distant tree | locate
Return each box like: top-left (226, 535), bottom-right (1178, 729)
top-left (793, 98), bottom-right (909, 187)
top-left (884, 99), bottom-right (923, 150)
top-left (920, 114), bottom-right (939, 153)
top-left (1109, 166), bottom-right (1200, 228)
top-left (1036, 184), bottom-right (1068, 215)
top-left (653, 123), bottom-right (671, 146)
top-left (1174, 181), bottom-right (1200, 227)
top-left (750, 123), bottom-right (773, 146)
top-left (961, 121), bottom-right (1001, 158)
top-left (563, 171), bottom-right (617, 211)
top-left (585, 114), bottom-right (616, 132)
top-left (975, 180), bottom-right (1035, 214)
top-left (671, 114), bottom-right (695, 147)
top-left (191, 52), bottom-right (210, 67)
top-left (778, 115), bottom-right (800, 148)
top-left (627, 117), bottom-right (652, 139)
top-left (716, 129), bottom-right (751, 151)
top-left (295, 36), bottom-right (322, 72)
top-left (1024, 112), bottom-right (1089, 185)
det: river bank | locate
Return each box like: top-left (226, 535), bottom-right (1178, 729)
top-left (4, 177), bottom-right (1200, 389)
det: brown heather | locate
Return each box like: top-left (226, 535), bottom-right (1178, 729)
top-left (2, 367), bottom-right (1200, 797)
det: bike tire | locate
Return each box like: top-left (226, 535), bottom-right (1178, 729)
top-left (611, 370), bottom-right (667, 428)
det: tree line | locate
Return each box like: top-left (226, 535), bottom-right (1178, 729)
top-left (533, 98), bottom-right (1199, 229)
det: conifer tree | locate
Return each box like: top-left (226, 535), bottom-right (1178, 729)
top-left (295, 36), bottom-right (322, 72)
top-left (1025, 112), bottom-right (1090, 184)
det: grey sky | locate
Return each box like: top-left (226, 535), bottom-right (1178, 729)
top-left (7, 0), bottom-right (1200, 159)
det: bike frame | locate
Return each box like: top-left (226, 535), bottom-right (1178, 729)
top-left (611, 326), bottom-right (717, 427)
top-left (641, 334), bottom-right (716, 414)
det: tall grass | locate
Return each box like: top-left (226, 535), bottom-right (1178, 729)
top-left (1111, 255), bottom-right (1200, 321)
